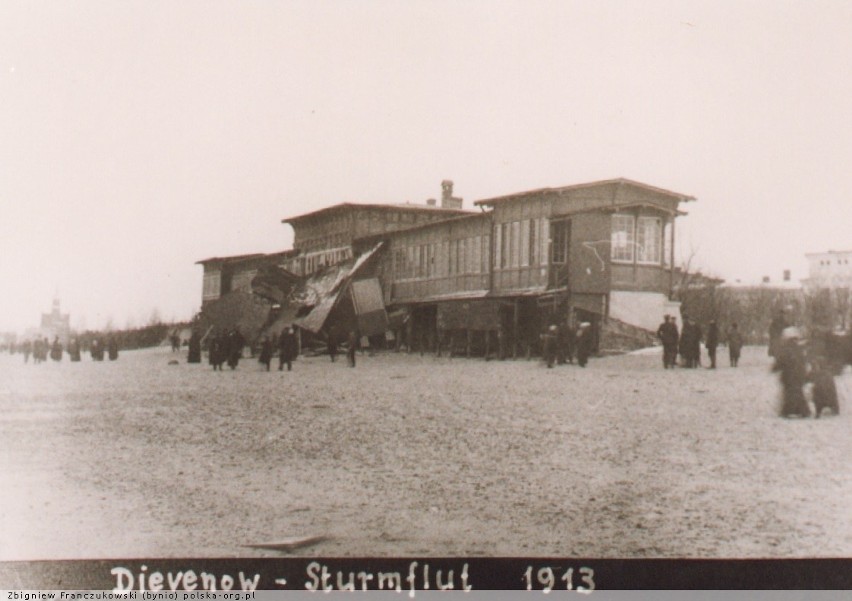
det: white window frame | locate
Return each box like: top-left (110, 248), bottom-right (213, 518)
top-left (611, 214), bottom-right (635, 263)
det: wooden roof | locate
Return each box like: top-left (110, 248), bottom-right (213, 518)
top-left (474, 178), bottom-right (696, 207)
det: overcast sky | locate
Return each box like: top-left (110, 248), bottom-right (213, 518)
top-left (2, 1), bottom-right (851, 332)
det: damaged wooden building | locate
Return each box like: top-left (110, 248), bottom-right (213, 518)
top-left (195, 178), bottom-right (695, 356)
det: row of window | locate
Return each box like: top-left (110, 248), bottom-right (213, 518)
top-left (494, 218), bottom-right (549, 269)
top-left (611, 214), bottom-right (670, 265)
top-left (393, 236), bottom-right (488, 280)
top-left (818, 259), bottom-right (850, 266)
top-left (283, 247), bottom-right (353, 276)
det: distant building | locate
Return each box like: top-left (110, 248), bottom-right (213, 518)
top-left (803, 250), bottom-right (852, 291)
top-left (30, 298), bottom-right (71, 345)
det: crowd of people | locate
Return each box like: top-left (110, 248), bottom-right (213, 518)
top-left (13, 335), bottom-right (118, 363)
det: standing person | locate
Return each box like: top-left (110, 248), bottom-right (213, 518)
top-left (50, 336), bottom-right (62, 362)
top-left (705, 320), bottom-right (719, 369)
top-left (772, 327), bottom-right (810, 418)
top-left (768, 309), bottom-right (788, 358)
top-left (68, 338), bottom-right (81, 362)
top-left (809, 357), bottom-right (839, 418)
top-left (22, 340), bottom-right (32, 363)
top-left (327, 327), bottom-right (338, 362)
top-left (666, 316), bottom-right (680, 368)
top-left (226, 328), bottom-right (245, 370)
top-left (575, 322), bottom-right (593, 367)
top-left (209, 331), bottom-right (224, 371)
top-left (278, 326), bottom-right (298, 371)
top-left (257, 336), bottom-right (272, 371)
top-left (679, 317), bottom-right (695, 368)
top-left (346, 329), bottom-right (358, 367)
top-left (657, 315), bottom-right (671, 368)
top-left (187, 330), bottom-right (202, 363)
top-left (541, 324), bottom-right (557, 368)
top-left (107, 336), bottom-right (119, 361)
top-left (90, 338), bottom-right (101, 361)
top-left (727, 323), bottom-right (744, 367)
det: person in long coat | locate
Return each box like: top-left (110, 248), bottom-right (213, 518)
top-left (107, 336), bottom-right (119, 361)
top-left (187, 330), bottom-right (202, 363)
top-left (726, 323), bottom-right (744, 367)
top-left (226, 328), bottom-right (245, 370)
top-left (278, 326), bottom-right (298, 371)
top-left (50, 336), bottom-right (63, 362)
top-left (575, 322), bottom-right (593, 367)
top-left (68, 338), bottom-right (81, 362)
top-left (809, 357), bottom-right (839, 418)
top-left (257, 336), bottom-right (272, 371)
top-left (209, 331), bottom-right (224, 371)
top-left (346, 329), bottom-right (358, 367)
top-left (772, 327), bottom-right (811, 418)
top-left (541, 324), bottom-right (558, 368)
top-left (327, 327), bottom-right (339, 362)
top-left (679, 318), bottom-right (697, 367)
top-left (705, 320), bottom-right (720, 369)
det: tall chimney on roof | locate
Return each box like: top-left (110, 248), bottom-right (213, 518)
top-left (783, 269), bottom-right (791, 282)
top-left (440, 180), bottom-right (463, 210)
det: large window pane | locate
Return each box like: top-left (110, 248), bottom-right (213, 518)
top-left (637, 217), bottom-right (662, 264)
top-left (611, 214), bottom-right (635, 262)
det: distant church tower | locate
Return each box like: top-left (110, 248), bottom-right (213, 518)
top-left (40, 298), bottom-right (71, 345)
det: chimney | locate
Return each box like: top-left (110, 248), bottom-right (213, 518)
top-left (426, 198), bottom-right (436, 207)
top-left (440, 180), bottom-right (463, 210)
top-left (783, 269), bottom-right (791, 282)
top-left (762, 276), bottom-right (770, 284)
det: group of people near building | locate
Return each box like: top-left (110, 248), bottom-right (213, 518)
top-left (206, 328), bottom-right (246, 371)
top-left (656, 315), bottom-right (744, 370)
top-left (539, 321), bottom-right (595, 368)
top-left (257, 326), bottom-right (299, 371)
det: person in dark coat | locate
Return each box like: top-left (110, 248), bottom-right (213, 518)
top-left (226, 328), bottom-right (245, 370)
top-left (575, 322), bottom-right (593, 367)
top-left (22, 340), bottom-right (32, 363)
top-left (772, 327), bottom-right (810, 418)
top-left (90, 338), bottom-right (102, 361)
top-left (208, 332), bottom-right (223, 370)
top-left (727, 323), bottom-right (744, 367)
top-left (50, 336), bottom-right (62, 362)
top-left (346, 329), bottom-right (358, 367)
top-left (257, 336), bottom-right (272, 371)
top-left (768, 310), bottom-right (788, 358)
top-left (187, 330), bottom-right (202, 363)
top-left (658, 315), bottom-right (680, 369)
top-left (327, 327), bottom-right (339, 362)
top-left (705, 320), bottom-right (720, 369)
top-left (809, 357), bottom-right (839, 418)
top-left (107, 336), bottom-right (119, 361)
top-left (541, 324), bottom-right (558, 368)
top-left (278, 326), bottom-right (298, 371)
top-left (679, 317), bottom-right (697, 367)
top-left (68, 338), bottom-right (81, 362)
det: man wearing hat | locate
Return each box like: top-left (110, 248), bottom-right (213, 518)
top-left (772, 326), bottom-right (811, 418)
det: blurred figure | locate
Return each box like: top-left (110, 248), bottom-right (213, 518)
top-left (809, 357), bottom-right (839, 418)
top-left (327, 326), bottom-right (339, 362)
top-left (541, 324), bottom-right (558, 368)
top-left (772, 327), bottom-right (810, 418)
top-left (726, 322), bottom-right (743, 367)
top-left (22, 340), bottom-right (32, 363)
top-left (346, 329), bottom-right (358, 367)
top-left (50, 336), bottom-right (63, 362)
top-left (705, 320), bottom-right (719, 369)
top-left (209, 330), bottom-right (225, 371)
top-left (187, 330), bottom-right (202, 363)
top-left (657, 315), bottom-right (679, 369)
top-left (226, 328), bottom-right (245, 370)
top-left (107, 336), bottom-right (119, 361)
top-left (68, 338), bottom-right (81, 362)
top-left (257, 336), bottom-right (272, 371)
top-left (278, 326), bottom-right (298, 372)
top-left (575, 322), bottom-right (593, 368)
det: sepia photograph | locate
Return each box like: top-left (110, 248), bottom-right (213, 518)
top-left (1, 0), bottom-right (851, 589)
